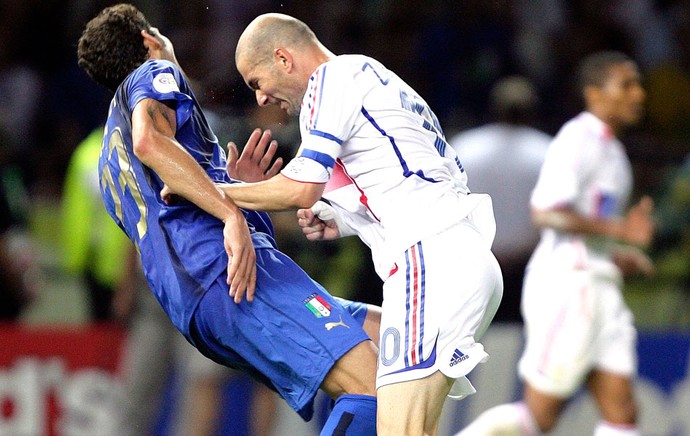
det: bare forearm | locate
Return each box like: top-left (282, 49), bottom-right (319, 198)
top-left (132, 100), bottom-right (242, 222)
top-left (218, 174), bottom-right (324, 211)
top-left (532, 208), bottom-right (624, 240)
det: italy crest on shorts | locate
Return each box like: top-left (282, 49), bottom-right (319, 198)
top-left (304, 293), bottom-right (331, 318)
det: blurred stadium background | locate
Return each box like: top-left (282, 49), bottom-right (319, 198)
top-left (1, 1), bottom-right (689, 435)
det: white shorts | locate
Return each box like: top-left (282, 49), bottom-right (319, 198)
top-left (518, 266), bottom-right (637, 397)
top-left (375, 219), bottom-right (503, 399)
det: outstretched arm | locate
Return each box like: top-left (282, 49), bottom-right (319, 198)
top-left (217, 173), bottom-right (325, 211)
top-left (132, 98), bottom-right (256, 303)
top-left (531, 196), bottom-right (655, 248)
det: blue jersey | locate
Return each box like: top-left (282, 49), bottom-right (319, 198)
top-left (99, 60), bottom-right (275, 336)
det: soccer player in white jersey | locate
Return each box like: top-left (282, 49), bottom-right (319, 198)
top-left (457, 51), bottom-right (655, 436)
top-left (210, 12), bottom-right (503, 436)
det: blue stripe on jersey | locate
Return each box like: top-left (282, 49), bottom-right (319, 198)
top-left (434, 136), bottom-right (446, 156)
top-left (417, 242), bottom-right (426, 361)
top-left (420, 119), bottom-right (448, 157)
top-left (360, 107), bottom-right (439, 183)
top-left (404, 249), bottom-right (412, 368)
top-left (299, 148), bottom-right (336, 169)
top-left (385, 336), bottom-right (438, 376)
top-left (403, 242), bottom-right (427, 368)
top-left (308, 129), bottom-right (344, 145)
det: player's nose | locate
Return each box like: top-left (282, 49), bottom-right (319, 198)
top-left (255, 90), bottom-right (269, 107)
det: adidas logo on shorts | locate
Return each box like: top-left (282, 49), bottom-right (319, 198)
top-left (449, 348), bottom-right (469, 367)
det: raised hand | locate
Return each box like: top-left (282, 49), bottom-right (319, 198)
top-left (227, 128), bottom-right (283, 183)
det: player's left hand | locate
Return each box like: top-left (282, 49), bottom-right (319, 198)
top-left (612, 244), bottom-right (655, 276)
top-left (227, 128), bottom-right (283, 183)
top-left (160, 183), bottom-right (180, 204)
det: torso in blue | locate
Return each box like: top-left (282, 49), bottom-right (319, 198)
top-left (98, 59), bottom-right (275, 336)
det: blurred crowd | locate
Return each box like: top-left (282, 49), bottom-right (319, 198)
top-left (2, 0), bottom-right (690, 339)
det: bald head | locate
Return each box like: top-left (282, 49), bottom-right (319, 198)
top-left (236, 13), bottom-right (320, 70)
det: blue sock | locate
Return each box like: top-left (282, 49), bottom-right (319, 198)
top-left (320, 394), bottom-right (377, 436)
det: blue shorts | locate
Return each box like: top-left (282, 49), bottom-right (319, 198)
top-left (188, 247), bottom-right (370, 421)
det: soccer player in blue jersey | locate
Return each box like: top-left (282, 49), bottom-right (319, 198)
top-left (76, 4), bottom-right (378, 435)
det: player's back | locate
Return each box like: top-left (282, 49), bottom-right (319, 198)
top-left (98, 60), bottom-right (274, 337)
top-left (305, 54), bottom-right (492, 266)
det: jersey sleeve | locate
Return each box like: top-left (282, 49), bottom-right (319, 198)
top-left (530, 125), bottom-right (591, 210)
top-left (127, 60), bottom-right (194, 129)
top-left (281, 62), bottom-right (361, 183)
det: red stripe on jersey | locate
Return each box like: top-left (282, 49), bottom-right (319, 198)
top-left (324, 159), bottom-right (353, 193)
top-left (410, 244), bottom-right (420, 365)
top-left (308, 69), bottom-right (320, 128)
top-left (326, 159), bottom-right (381, 222)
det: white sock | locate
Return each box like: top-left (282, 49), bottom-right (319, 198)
top-left (593, 420), bottom-right (639, 436)
top-left (455, 401), bottom-right (539, 436)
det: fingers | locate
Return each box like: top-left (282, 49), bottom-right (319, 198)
top-left (635, 195), bottom-right (654, 215)
top-left (240, 128), bottom-right (272, 162)
top-left (242, 128), bottom-right (262, 157)
top-left (227, 249), bottom-right (255, 304)
top-left (265, 156), bottom-right (284, 178)
top-left (252, 129), bottom-right (273, 161)
top-left (224, 218), bottom-right (257, 304)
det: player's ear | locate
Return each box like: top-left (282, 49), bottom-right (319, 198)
top-left (141, 29), bottom-right (161, 55)
top-left (274, 48), bottom-right (293, 72)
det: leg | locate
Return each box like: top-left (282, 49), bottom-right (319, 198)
top-left (587, 369), bottom-right (638, 427)
top-left (320, 340), bottom-right (378, 398)
top-left (454, 401), bottom-right (539, 436)
top-left (318, 340), bottom-right (379, 435)
top-left (523, 382), bottom-right (568, 433)
top-left (191, 249), bottom-right (379, 429)
top-left (378, 371), bottom-right (453, 436)
top-left (250, 383), bottom-right (280, 436)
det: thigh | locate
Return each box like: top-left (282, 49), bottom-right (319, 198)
top-left (190, 248), bottom-right (371, 421)
top-left (519, 268), bottom-right (598, 397)
top-left (377, 371), bottom-right (453, 436)
top-left (593, 277), bottom-right (637, 377)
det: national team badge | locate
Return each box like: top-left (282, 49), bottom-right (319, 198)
top-left (304, 294), bottom-right (331, 318)
top-left (153, 72), bottom-right (180, 94)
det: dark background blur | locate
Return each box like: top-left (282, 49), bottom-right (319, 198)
top-left (2, 0), bottom-right (690, 327)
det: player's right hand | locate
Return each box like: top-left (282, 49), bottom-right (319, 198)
top-left (297, 203), bottom-right (341, 240)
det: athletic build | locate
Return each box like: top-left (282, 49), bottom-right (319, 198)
top-left (202, 13), bottom-right (503, 436)
top-left (458, 51), bottom-right (654, 436)
top-left (77, 5), bottom-right (379, 435)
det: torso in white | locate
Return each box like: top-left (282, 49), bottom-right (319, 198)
top-left (282, 54), bottom-right (494, 277)
top-left (528, 111), bottom-right (633, 277)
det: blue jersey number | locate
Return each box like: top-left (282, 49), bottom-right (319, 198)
top-left (100, 127), bottom-right (149, 241)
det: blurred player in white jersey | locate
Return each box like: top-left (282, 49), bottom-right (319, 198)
top-left (200, 12), bottom-right (504, 436)
top-left (457, 51), bottom-right (655, 436)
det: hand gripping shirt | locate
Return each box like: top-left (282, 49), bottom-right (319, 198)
top-left (282, 55), bottom-right (495, 276)
top-left (528, 111), bottom-right (633, 277)
top-left (99, 60), bottom-right (275, 337)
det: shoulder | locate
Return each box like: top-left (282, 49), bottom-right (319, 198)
top-left (319, 55), bottom-right (389, 82)
top-left (125, 60), bottom-right (187, 90)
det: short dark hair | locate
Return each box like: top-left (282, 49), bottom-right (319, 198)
top-left (577, 50), bottom-right (634, 91)
top-left (77, 3), bottom-right (152, 91)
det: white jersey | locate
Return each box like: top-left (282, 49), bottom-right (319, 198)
top-left (528, 111), bottom-right (633, 277)
top-left (282, 54), bottom-right (494, 277)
